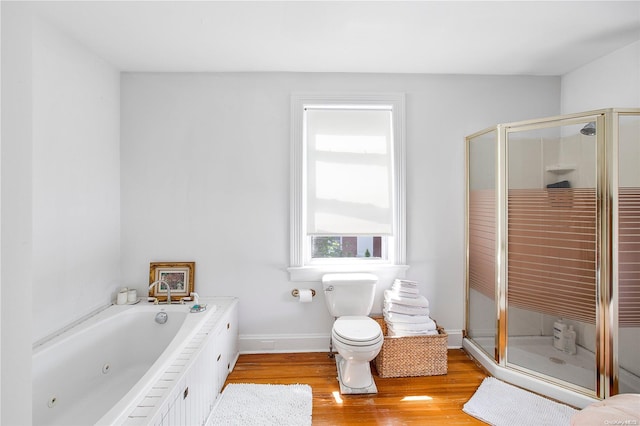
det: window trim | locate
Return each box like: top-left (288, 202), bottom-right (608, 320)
top-left (288, 92), bottom-right (408, 282)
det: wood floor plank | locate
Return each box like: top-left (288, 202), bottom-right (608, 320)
top-left (223, 349), bottom-right (488, 425)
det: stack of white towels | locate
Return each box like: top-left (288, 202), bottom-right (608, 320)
top-left (383, 279), bottom-right (438, 337)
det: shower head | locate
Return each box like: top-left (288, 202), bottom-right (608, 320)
top-left (580, 122), bottom-right (596, 136)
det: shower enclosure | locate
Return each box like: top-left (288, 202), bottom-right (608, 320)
top-left (464, 108), bottom-right (640, 407)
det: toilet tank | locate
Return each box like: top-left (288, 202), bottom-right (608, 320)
top-left (322, 273), bottom-right (379, 317)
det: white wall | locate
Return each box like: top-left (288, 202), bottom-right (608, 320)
top-left (120, 72), bottom-right (560, 352)
top-left (31, 20), bottom-right (121, 343)
top-left (562, 40), bottom-right (640, 113)
top-left (1, 4), bottom-right (34, 424)
top-left (1, 8), bottom-right (120, 423)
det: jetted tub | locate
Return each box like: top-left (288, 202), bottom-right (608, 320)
top-left (33, 297), bottom-right (238, 426)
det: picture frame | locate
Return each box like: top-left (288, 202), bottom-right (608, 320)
top-left (149, 262), bottom-right (195, 303)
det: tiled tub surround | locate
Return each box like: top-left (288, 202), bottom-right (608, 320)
top-left (33, 297), bottom-right (238, 425)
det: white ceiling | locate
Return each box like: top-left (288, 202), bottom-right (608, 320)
top-left (31, 1), bottom-right (640, 75)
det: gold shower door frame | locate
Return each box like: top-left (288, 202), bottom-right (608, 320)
top-left (465, 108), bottom-right (640, 400)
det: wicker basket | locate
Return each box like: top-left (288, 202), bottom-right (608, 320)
top-left (373, 316), bottom-right (448, 378)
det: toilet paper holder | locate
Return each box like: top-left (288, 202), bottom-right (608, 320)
top-left (291, 288), bottom-right (316, 298)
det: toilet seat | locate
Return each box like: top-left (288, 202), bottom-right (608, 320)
top-left (333, 316), bottom-right (382, 347)
top-left (333, 331), bottom-right (383, 348)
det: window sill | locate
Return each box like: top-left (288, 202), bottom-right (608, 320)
top-left (287, 264), bottom-right (409, 282)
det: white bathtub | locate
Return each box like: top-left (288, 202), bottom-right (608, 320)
top-left (33, 297), bottom-right (238, 426)
top-left (464, 335), bottom-right (640, 408)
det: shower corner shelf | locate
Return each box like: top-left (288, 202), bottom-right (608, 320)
top-left (545, 164), bottom-right (576, 174)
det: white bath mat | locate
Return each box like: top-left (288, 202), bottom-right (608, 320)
top-left (463, 377), bottom-right (578, 425)
top-left (208, 383), bottom-right (312, 426)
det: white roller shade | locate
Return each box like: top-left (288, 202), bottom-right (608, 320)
top-left (306, 108), bottom-right (393, 235)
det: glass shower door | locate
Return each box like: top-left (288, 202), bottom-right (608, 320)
top-left (505, 120), bottom-right (598, 393)
top-left (617, 113), bottom-right (640, 394)
top-left (466, 129), bottom-right (498, 358)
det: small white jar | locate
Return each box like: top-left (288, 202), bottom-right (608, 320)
top-left (116, 290), bottom-right (128, 305)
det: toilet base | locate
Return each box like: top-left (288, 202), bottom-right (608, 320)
top-left (335, 355), bottom-right (378, 395)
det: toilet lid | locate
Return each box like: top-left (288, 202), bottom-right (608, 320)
top-left (333, 316), bottom-right (382, 343)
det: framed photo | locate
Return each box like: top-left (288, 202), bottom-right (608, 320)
top-left (149, 262), bottom-right (195, 302)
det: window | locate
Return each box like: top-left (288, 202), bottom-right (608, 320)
top-left (289, 93), bottom-right (407, 281)
top-left (312, 236), bottom-right (382, 259)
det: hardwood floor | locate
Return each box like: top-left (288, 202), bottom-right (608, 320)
top-left (223, 349), bottom-right (489, 425)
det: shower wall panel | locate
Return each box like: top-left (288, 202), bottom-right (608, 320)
top-left (469, 189), bottom-right (496, 300)
top-left (467, 129), bottom-right (497, 354)
top-left (617, 115), bottom-right (640, 391)
top-left (619, 187), bottom-right (640, 327)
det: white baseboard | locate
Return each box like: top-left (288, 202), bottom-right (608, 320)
top-left (446, 329), bottom-right (464, 348)
top-left (239, 329), bottom-right (464, 354)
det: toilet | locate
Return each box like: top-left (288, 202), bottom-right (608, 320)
top-left (322, 273), bottom-right (383, 394)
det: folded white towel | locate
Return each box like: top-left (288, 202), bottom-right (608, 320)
top-left (389, 289), bottom-right (419, 299)
top-left (387, 318), bottom-right (436, 332)
top-left (383, 311), bottom-right (431, 324)
top-left (384, 290), bottom-right (429, 307)
top-left (389, 328), bottom-right (439, 337)
top-left (384, 301), bottom-right (430, 316)
top-left (393, 279), bottom-right (419, 288)
top-left (391, 282), bottom-right (419, 294)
